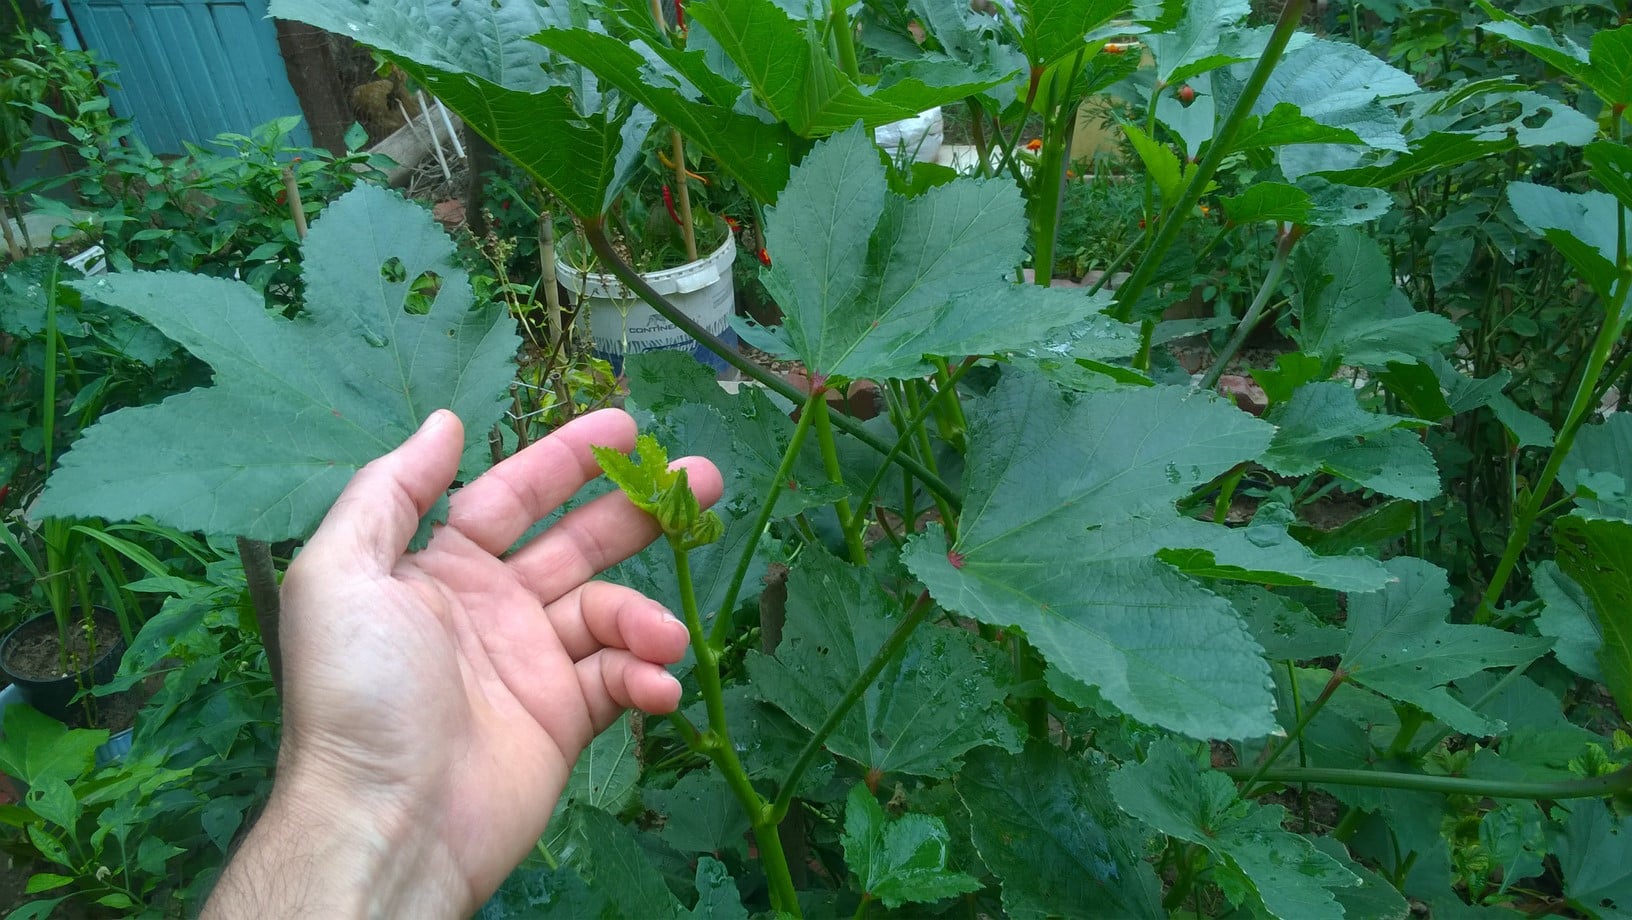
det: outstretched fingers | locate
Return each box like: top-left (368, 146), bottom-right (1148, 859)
top-left (445, 409), bottom-right (638, 557)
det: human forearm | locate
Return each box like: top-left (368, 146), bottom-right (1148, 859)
top-left (203, 770), bottom-right (472, 920)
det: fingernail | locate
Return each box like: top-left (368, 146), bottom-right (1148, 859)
top-left (660, 608), bottom-right (683, 627)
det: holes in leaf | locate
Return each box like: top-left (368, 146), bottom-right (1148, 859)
top-left (1522, 108), bottom-right (1550, 129)
top-left (380, 256), bottom-right (407, 284)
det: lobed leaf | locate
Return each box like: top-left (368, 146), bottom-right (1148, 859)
top-left (38, 186), bottom-right (519, 543)
top-left (904, 373), bottom-right (1280, 739)
top-left (737, 125), bottom-right (1101, 380)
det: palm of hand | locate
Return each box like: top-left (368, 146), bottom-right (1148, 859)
top-left (274, 409), bottom-right (718, 901)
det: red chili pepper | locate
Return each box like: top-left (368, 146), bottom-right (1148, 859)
top-left (1025, 138), bottom-right (1042, 152)
top-left (661, 184), bottom-right (682, 226)
top-left (674, 0), bottom-right (685, 30)
top-left (275, 189), bottom-right (286, 205)
top-left (0, 485), bottom-right (9, 505)
top-left (757, 247), bottom-right (771, 267)
top-left (724, 215), bottom-right (740, 232)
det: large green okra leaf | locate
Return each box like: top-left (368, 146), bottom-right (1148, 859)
top-left (903, 373), bottom-right (1281, 740)
top-left (38, 186), bottom-right (518, 543)
top-left (736, 125), bottom-right (1097, 381)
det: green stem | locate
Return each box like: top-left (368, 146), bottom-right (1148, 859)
top-left (771, 592), bottom-right (937, 821)
top-left (829, 0), bottom-right (860, 81)
top-left (580, 218), bottom-right (960, 509)
top-left (852, 364), bottom-right (975, 522)
top-left (1221, 762), bottom-right (1632, 800)
top-left (1199, 226), bottom-right (1299, 391)
top-left (1110, 0), bottom-right (1309, 324)
top-left (1240, 669), bottom-right (1345, 796)
top-left (1475, 274), bottom-right (1630, 622)
top-left (673, 545), bottom-right (800, 914)
top-left (811, 395), bottom-right (867, 565)
top-left (708, 394), bottom-right (819, 647)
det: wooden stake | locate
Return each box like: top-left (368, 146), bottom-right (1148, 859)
top-left (647, 0), bottom-right (698, 262)
top-left (280, 167), bottom-right (308, 239)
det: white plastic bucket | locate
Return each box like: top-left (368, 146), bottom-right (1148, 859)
top-left (874, 107), bottom-right (944, 164)
top-left (557, 234), bottom-right (738, 374)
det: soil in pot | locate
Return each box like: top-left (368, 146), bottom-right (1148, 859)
top-left (2, 610), bottom-right (126, 725)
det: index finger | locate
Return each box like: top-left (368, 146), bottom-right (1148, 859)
top-left (445, 409), bottom-right (637, 556)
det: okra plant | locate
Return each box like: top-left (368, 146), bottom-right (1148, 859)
top-left (28, 0), bottom-right (1632, 915)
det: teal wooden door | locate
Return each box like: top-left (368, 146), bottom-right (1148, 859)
top-left (63, 0), bottom-right (309, 154)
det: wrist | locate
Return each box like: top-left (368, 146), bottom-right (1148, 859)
top-left (204, 759), bottom-right (472, 919)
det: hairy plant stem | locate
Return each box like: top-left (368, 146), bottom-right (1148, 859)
top-left (1110, 0), bottom-right (1309, 333)
top-left (579, 217), bottom-right (960, 509)
top-left (708, 394), bottom-right (820, 648)
top-left (1029, 52), bottom-right (1085, 285)
top-left (672, 544), bottom-right (799, 914)
top-left (1475, 271), bottom-right (1630, 623)
top-left (812, 395), bottom-right (868, 565)
top-left (770, 592), bottom-right (937, 822)
top-left (1223, 762), bottom-right (1632, 800)
top-left (1239, 669), bottom-right (1345, 797)
top-left (1198, 226), bottom-right (1299, 391)
top-left (236, 537), bottom-right (284, 693)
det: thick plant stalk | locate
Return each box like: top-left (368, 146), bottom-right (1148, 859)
top-left (671, 545), bottom-right (800, 914)
top-left (1110, 0), bottom-right (1309, 328)
top-left (811, 394), bottom-right (868, 565)
top-left (0, 194), bottom-right (24, 262)
top-left (578, 218), bottom-right (961, 508)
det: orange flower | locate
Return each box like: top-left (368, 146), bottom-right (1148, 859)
top-left (1025, 138), bottom-right (1042, 152)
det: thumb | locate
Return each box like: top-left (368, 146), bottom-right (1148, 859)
top-left (305, 410), bottom-right (466, 570)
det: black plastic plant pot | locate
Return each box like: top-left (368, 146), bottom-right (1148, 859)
top-left (0, 610), bottom-right (126, 723)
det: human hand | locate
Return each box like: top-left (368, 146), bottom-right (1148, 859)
top-left (204, 409), bottom-right (720, 918)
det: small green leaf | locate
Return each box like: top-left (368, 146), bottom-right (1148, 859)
top-left (22, 874), bottom-right (72, 894)
top-left (748, 551), bottom-right (1022, 778)
top-left (1262, 381), bottom-right (1440, 500)
top-left (1554, 515), bottom-right (1632, 720)
top-left (343, 121), bottom-right (369, 152)
top-left (1110, 738), bottom-right (1360, 920)
top-left (1340, 558), bottom-right (1552, 734)
top-left (957, 743), bottom-right (1163, 919)
top-left (39, 187), bottom-right (518, 544)
top-left (1145, 0), bottom-right (1251, 84)
top-left (841, 785), bottom-right (981, 910)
